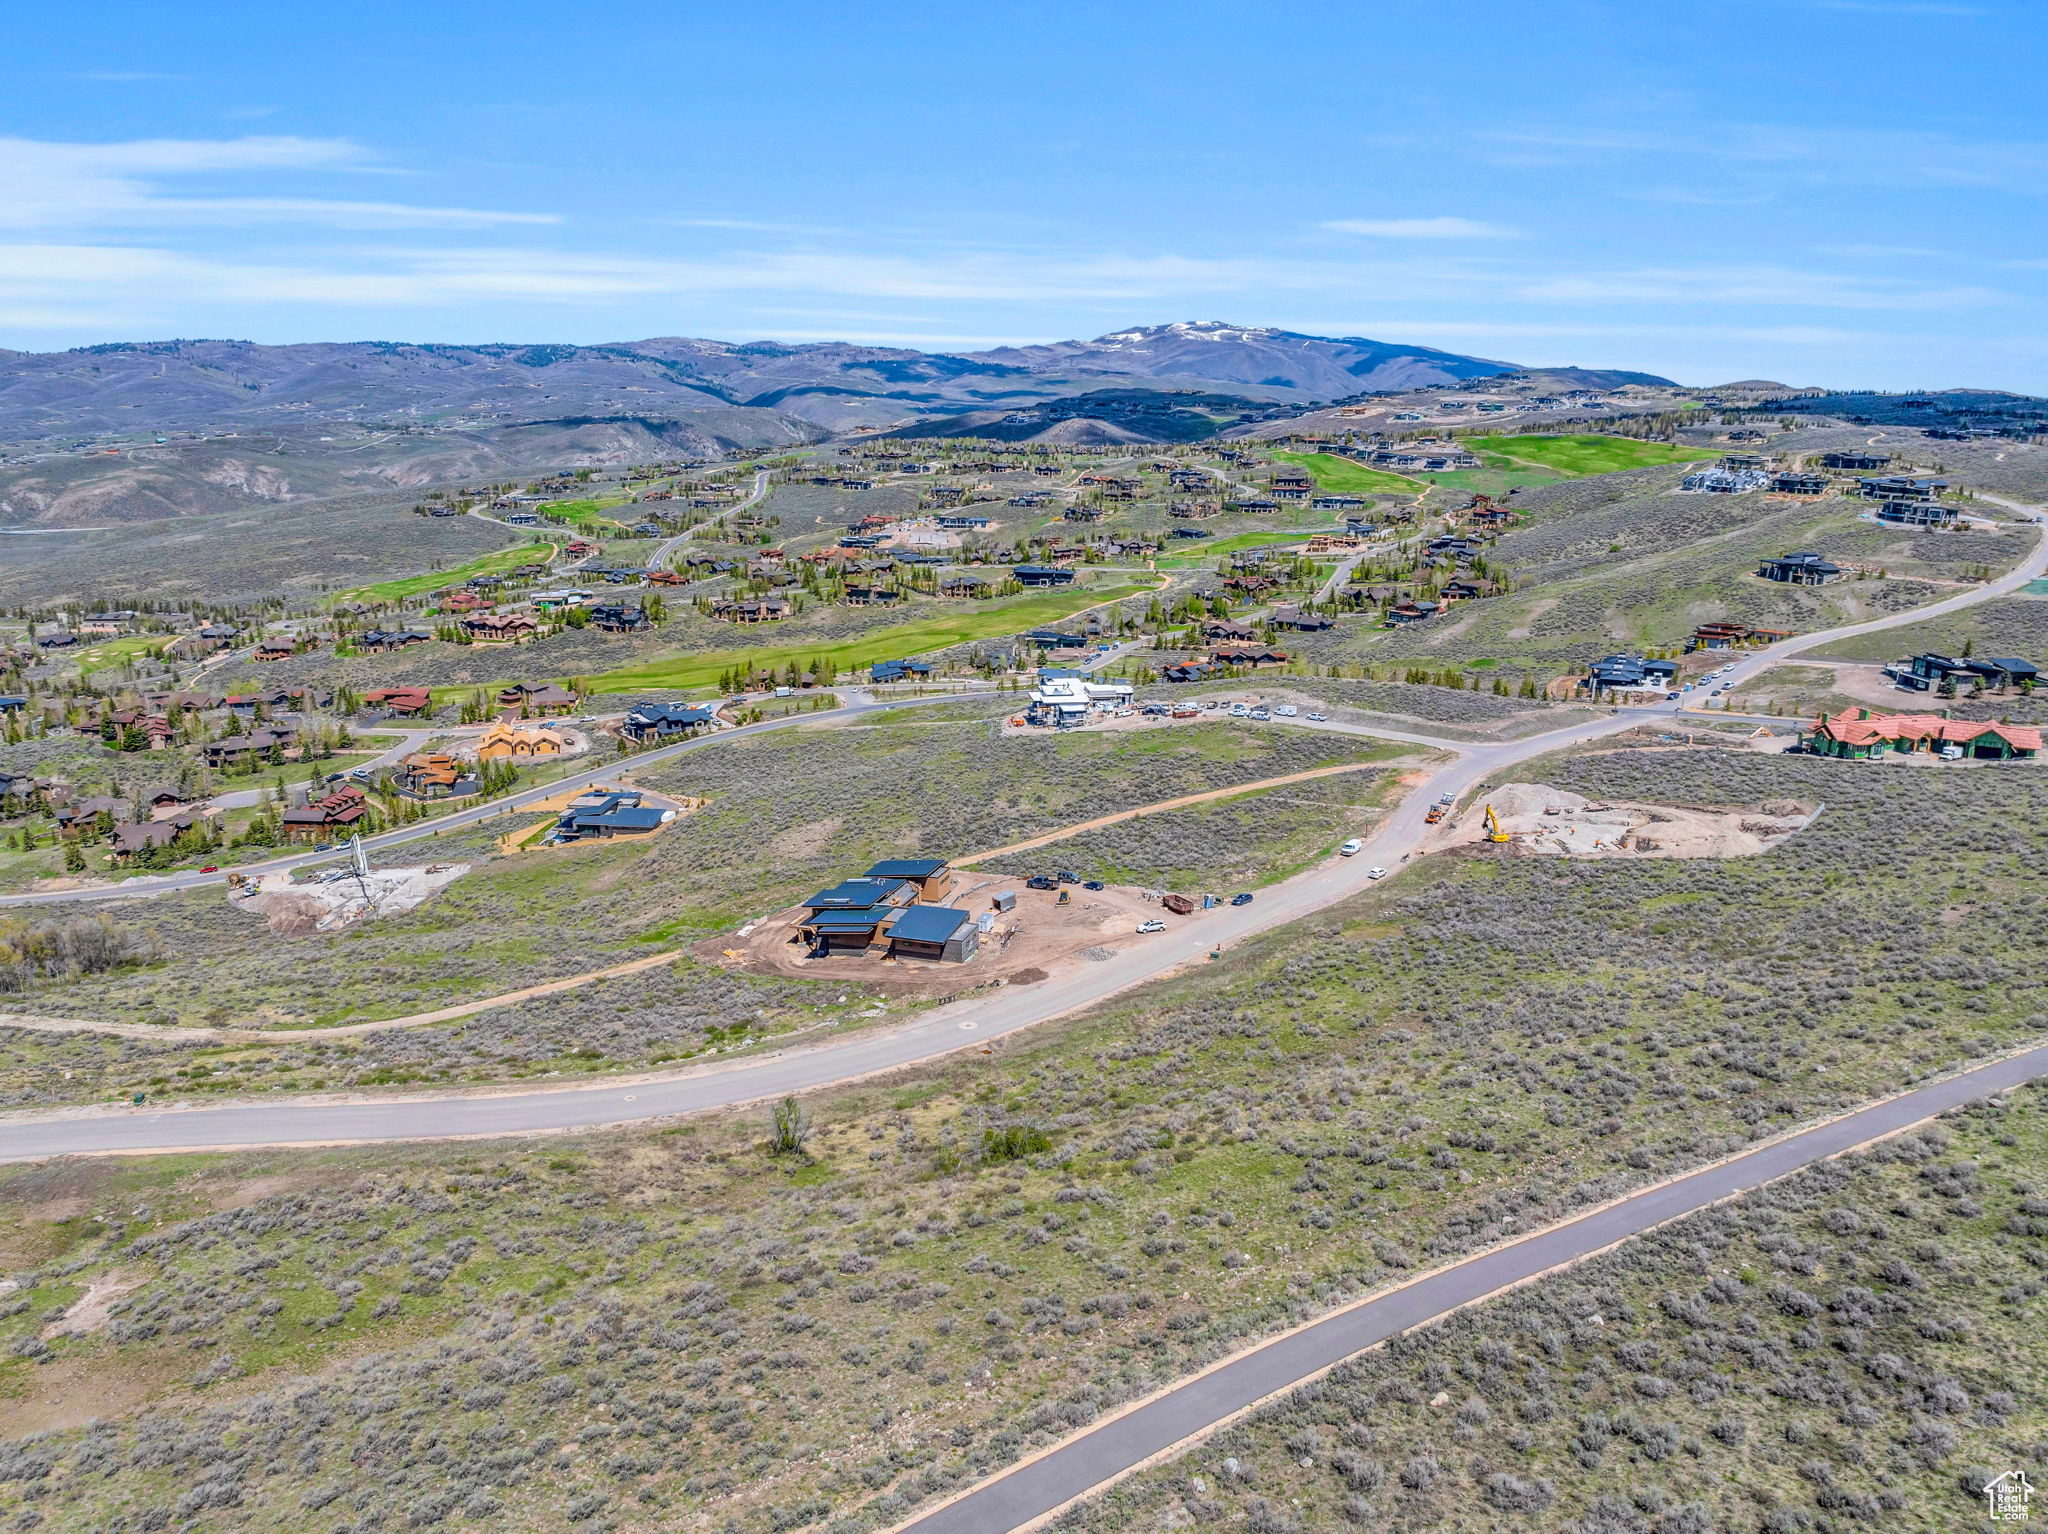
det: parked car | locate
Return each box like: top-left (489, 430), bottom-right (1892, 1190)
top-left (1229, 892), bottom-right (1253, 906)
top-left (1136, 919), bottom-right (1167, 934)
top-left (1082, 879), bottom-right (1105, 890)
top-left (1306, 710), bottom-right (1327, 722)
top-left (1339, 838), bottom-right (1364, 857)
top-left (1025, 874), bottom-right (1060, 890)
top-left (1056, 870), bottom-right (1079, 884)
top-left (1366, 866), bottom-right (1388, 880)
top-left (1248, 708), bottom-right (1271, 721)
top-left (1273, 704), bottom-right (1298, 717)
top-left (199, 865), bottom-right (219, 874)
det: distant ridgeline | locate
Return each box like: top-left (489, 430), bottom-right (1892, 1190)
top-left (1767, 389), bottom-right (2048, 435)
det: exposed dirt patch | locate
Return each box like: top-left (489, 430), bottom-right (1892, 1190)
top-left (1433, 782), bottom-right (1818, 859)
top-left (42, 1271), bottom-right (143, 1340)
top-left (770, 816), bottom-right (845, 861)
top-left (234, 863), bottom-right (471, 934)
top-left (0, 1352), bottom-right (163, 1438)
top-left (709, 873), bottom-right (1177, 1000)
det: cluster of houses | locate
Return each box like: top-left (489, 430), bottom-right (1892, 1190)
top-left (1802, 709), bottom-right (2041, 761)
top-left (794, 858), bottom-right (983, 963)
top-left (1317, 439), bottom-right (1482, 473)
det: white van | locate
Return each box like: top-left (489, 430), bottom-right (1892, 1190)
top-left (1339, 838), bottom-right (1364, 856)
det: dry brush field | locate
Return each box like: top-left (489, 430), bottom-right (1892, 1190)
top-left (0, 748), bottom-right (2040, 1532)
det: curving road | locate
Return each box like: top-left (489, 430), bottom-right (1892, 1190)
top-left (648, 468), bottom-right (773, 572)
top-left (0, 689), bottom-right (986, 909)
top-left (0, 514), bottom-right (2041, 1161)
top-left (891, 1035), bottom-right (2048, 1534)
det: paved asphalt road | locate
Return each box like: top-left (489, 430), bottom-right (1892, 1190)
top-left (0, 689), bottom-right (987, 909)
top-left (894, 1036), bottom-right (2048, 1534)
top-left (647, 468), bottom-right (771, 572)
top-left (1, 513), bottom-right (2043, 1157)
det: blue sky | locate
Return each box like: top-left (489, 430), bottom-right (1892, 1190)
top-left (4, 0), bottom-right (2045, 388)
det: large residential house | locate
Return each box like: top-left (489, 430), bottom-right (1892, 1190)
top-left (281, 786), bottom-right (369, 842)
top-left (474, 722), bottom-right (572, 761)
top-left (1586, 654), bottom-right (1680, 695)
top-left (1803, 709), bottom-right (2041, 761)
top-left (1757, 552), bottom-right (1844, 585)
top-left (1891, 653), bottom-right (2039, 692)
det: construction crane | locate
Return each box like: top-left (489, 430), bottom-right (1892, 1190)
top-left (1484, 804), bottom-right (1510, 844)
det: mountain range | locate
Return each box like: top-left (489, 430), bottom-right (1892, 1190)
top-left (0, 323), bottom-right (1675, 525)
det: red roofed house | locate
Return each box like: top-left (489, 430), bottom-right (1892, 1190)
top-left (364, 687), bottom-right (433, 716)
top-left (1804, 708), bottom-right (2041, 761)
top-left (281, 785), bottom-right (370, 842)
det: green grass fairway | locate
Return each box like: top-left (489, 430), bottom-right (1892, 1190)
top-left (78, 634), bottom-right (172, 675)
top-left (1464, 434), bottom-right (1719, 477)
top-left (335, 539), bottom-right (558, 606)
top-left (1268, 450), bottom-right (1421, 494)
top-left (1156, 530), bottom-right (1329, 568)
top-left (587, 581), bottom-right (1151, 692)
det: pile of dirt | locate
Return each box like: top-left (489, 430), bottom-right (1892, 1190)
top-left (1449, 784), bottom-right (1816, 860)
top-left (235, 863), bottom-right (470, 934)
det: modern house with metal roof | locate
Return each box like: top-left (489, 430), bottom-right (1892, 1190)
top-left (884, 904), bottom-right (980, 963)
top-left (863, 858), bottom-right (956, 902)
top-left (1586, 654), bottom-right (1679, 695)
top-left (1757, 552), bottom-right (1844, 585)
top-left (801, 876), bottom-right (917, 914)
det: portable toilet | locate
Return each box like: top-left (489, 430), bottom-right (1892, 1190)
top-left (1202, 894), bottom-right (1219, 910)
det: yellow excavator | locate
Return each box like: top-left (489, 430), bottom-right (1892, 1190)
top-left (1484, 804), bottom-right (1510, 844)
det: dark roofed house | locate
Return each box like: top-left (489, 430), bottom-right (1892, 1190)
top-left (863, 858), bottom-right (954, 902)
top-left (869, 659), bottom-right (934, 685)
top-left (802, 875), bottom-right (916, 914)
top-left (358, 629), bottom-right (432, 653)
top-left (1757, 551), bottom-right (1844, 585)
top-left (1013, 565), bottom-right (1076, 587)
top-left (589, 603), bottom-right (652, 632)
top-left (1586, 654), bottom-right (1679, 695)
top-left (1820, 450), bottom-right (1891, 471)
top-left (1874, 497), bottom-right (1957, 527)
top-left (567, 804), bottom-right (671, 838)
top-left (1387, 599), bottom-right (1441, 624)
top-left (885, 904), bottom-right (980, 963)
top-left (799, 904), bottom-right (903, 954)
top-left (1269, 607), bottom-right (1333, 632)
top-left (1770, 471), bottom-right (1830, 495)
top-left (620, 702), bottom-right (717, 741)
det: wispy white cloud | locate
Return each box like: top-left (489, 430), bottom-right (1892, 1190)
top-left (0, 135), bottom-right (558, 230)
top-left (0, 240), bottom-right (1999, 332)
top-left (1474, 123), bottom-right (2048, 190)
top-left (1323, 217), bottom-right (1523, 239)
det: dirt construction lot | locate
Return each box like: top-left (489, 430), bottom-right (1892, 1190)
top-left (1430, 782), bottom-right (1817, 859)
top-left (709, 872), bottom-right (1215, 1000)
